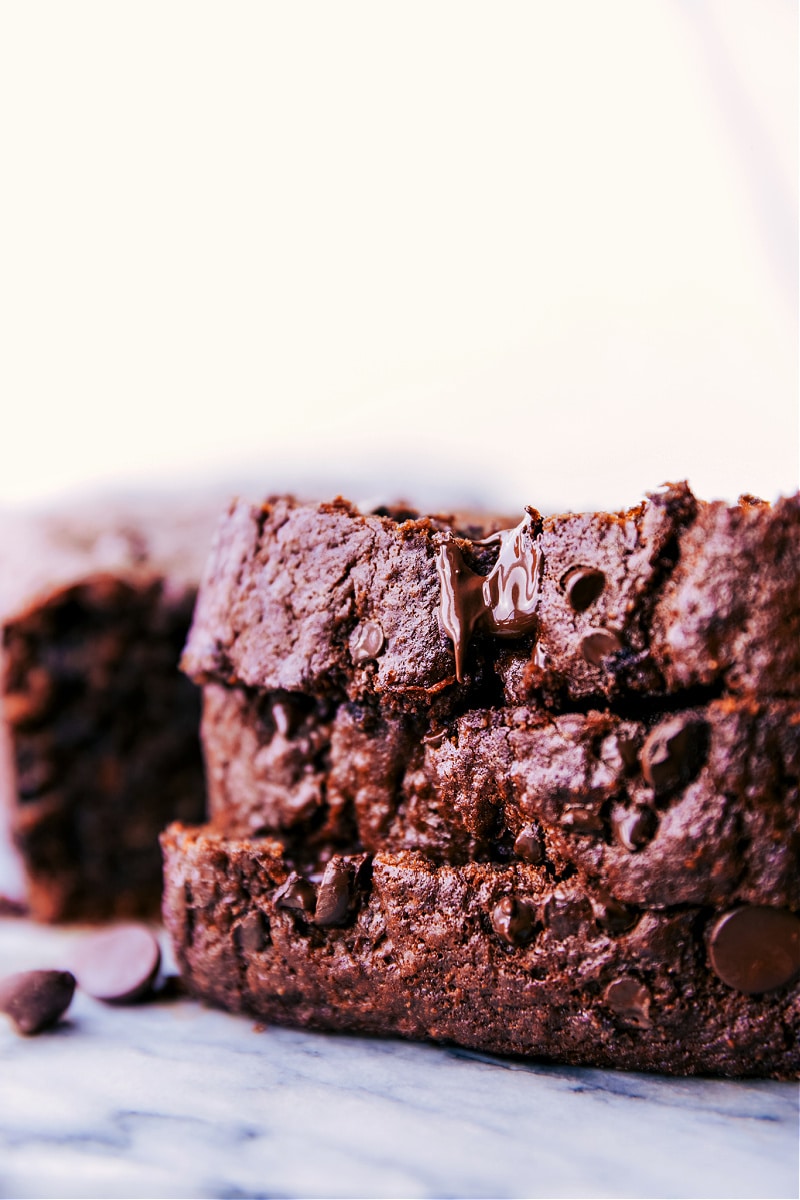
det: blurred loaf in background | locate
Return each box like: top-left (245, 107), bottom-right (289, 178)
top-left (0, 496), bottom-right (219, 920)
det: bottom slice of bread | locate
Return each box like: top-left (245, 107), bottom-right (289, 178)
top-left (161, 823), bottom-right (799, 1078)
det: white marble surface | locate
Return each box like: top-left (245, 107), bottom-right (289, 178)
top-left (0, 918), bottom-right (797, 1200)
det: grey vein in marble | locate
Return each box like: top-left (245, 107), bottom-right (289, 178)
top-left (0, 919), bottom-right (797, 1200)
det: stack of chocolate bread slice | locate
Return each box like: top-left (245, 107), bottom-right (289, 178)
top-left (162, 484), bottom-right (800, 1077)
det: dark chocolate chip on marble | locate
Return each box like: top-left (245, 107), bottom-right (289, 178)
top-left (274, 872), bottom-right (317, 916)
top-left (235, 910), bottom-right (270, 954)
top-left (562, 566), bottom-right (606, 612)
top-left (491, 896), bottom-right (536, 947)
top-left (708, 906), bottom-right (800, 995)
top-left (514, 824), bottom-right (545, 865)
top-left (349, 621), bottom-right (386, 665)
top-left (0, 969), bottom-right (75, 1035)
top-left (71, 925), bottom-right (161, 1004)
top-left (580, 628), bottom-right (623, 665)
top-left (640, 714), bottom-right (708, 795)
top-left (604, 977), bottom-right (652, 1028)
top-left (613, 805), bottom-right (658, 851)
top-left (314, 858), bottom-right (355, 927)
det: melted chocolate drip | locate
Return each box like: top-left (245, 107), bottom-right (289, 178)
top-left (436, 513), bottom-right (543, 682)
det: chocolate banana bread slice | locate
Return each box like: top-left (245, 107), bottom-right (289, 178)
top-left (182, 486), bottom-right (800, 710)
top-left (162, 823), bottom-right (800, 1079)
top-left (166, 485), bottom-right (799, 1076)
top-left (0, 501), bottom-right (215, 920)
top-left (200, 690), bottom-right (800, 913)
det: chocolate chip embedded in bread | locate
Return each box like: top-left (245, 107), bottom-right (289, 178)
top-left (532, 642), bottom-right (550, 671)
top-left (591, 893), bottom-right (638, 935)
top-left (0, 969), bottom-right (75, 1035)
top-left (708, 907), bottom-right (800, 994)
top-left (436, 514), bottom-right (543, 682)
top-left (612, 805), bottom-right (658, 851)
top-left (71, 925), bottom-right (161, 1004)
top-left (562, 566), bottom-right (606, 612)
top-left (314, 858), bottom-right (355, 926)
top-left (274, 873), bottom-right (317, 916)
top-left (490, 896), bottom-right (536, 947)
top-left (580, 629), bottom-right (623, 665)
top-left (641, 714), bottom-right (709, 795)
top-left (235, 909), bottom-right (270, 954)
top-left (514, 824), bottom-right (545, 864)
top-left (350, 621), bottom-right (386, 665)
top-left (604, 977), bottom-right (652, 1028)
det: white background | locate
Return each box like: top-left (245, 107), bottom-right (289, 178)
top-left (0, 0), bottom-right (797, 514)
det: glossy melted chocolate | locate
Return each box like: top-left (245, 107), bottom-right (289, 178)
top-left (436, 512), bottom-right (543, 682)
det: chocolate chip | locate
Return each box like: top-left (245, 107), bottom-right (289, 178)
top-left (640, 715), bottom-right (708, 795)
top-left (708, 907), bottom-right (800, 995)
top-left (436, 514), bottom-right (542, 683)
top-left (71, 925), bottom-right (161, 1004)
top-left (561, 806), bottom-right (604, 834)
top-left (580, 628), bottom-right (623, 665)
top-left (314, 858), bottom-right (354, 926)
top-left (274, 872), bottom-right (317, 916)
top-left (235, 910), bottom-right (270, 954)
top-left (613, 805), bottom-right (658, 851)
top-left (604, 977), bottom-right (652, 1028)
top-left (0, 969), bottom-right (75, 1035)
top-left (491, 896), bottom-right (536, 947)
top-left (591, 892), bottom-right (638, 935)
top-left (350, 621), bottom-right (386, 665)
top-left (563, 566), bottom-right (606, 612)
top-left (533, 642), bottom-right (550, 671)
top-left (514, 824), bottom-right (545, 865)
